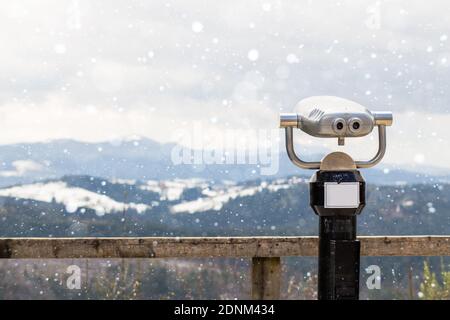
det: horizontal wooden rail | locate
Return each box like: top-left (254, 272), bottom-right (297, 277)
top-left (1, 236), bottom-right (449, 300)
top-left (0, 236), bottom-right (449, 259)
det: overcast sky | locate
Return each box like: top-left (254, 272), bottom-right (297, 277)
top-left (0, 0), bottom-right (449, 171)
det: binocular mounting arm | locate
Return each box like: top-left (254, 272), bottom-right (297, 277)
top-left (355, 125), bottom-right (386, 168)
top-left (284, 125), bottom-right (387, 170)
top-left (285, 127), bottom-right (321, 169)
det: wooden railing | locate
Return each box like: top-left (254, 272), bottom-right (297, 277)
top-left (1, 236), bottom-right (449, 299)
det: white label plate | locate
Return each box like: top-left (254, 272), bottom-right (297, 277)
top-left (324, 182), bottom-right (360, 208)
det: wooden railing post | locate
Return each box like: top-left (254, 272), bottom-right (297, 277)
top-left (251, 257), bottom-right (281, 300)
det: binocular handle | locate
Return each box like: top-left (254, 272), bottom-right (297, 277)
top-left (285, 127), bottom-right (321, 169)
top-left (284, 125), bottom-right (387, 169)
top-left (355, 125), bottom-right (386, 168)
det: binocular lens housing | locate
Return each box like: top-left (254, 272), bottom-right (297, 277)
top-left (279, 96), bottom-right (393, 140)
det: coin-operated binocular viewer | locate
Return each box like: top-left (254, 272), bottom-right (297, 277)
top-left (280, 96), bottom-right (393, 300)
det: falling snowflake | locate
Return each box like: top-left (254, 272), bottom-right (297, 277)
top-left (192, 21), bottom-right (204, 33)
top-left (414, 154), bottom-right (425, 164)
top-left (54, 44), bottom-right (66, 54)
top-left (247, 49), bottom-right (259, 61)
top-left (286, 54), bottom-right (300, 64)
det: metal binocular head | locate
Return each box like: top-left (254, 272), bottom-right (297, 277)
top-left (280, 96), bottom-right (393, 170)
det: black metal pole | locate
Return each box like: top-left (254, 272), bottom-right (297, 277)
top-left (318, 215), bottom-right (360, 300)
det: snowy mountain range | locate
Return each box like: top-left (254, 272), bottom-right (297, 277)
top-left (0, 138), bottom-right (448, 188)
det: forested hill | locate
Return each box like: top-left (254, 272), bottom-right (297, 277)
top-left (0, 175), bottom-right (447, 237)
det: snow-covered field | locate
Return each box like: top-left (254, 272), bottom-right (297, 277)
top-left (170, 177), bottom-right (304, 214)
top-left (0, 182), bottom-right (150, 216)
